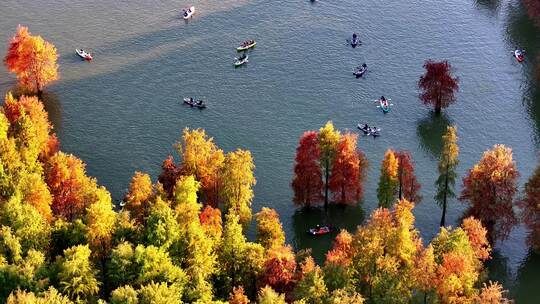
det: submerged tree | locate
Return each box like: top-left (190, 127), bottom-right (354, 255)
top-left (518, 155), bottom-right (540, 252)
top-left (291, 131), bottom-right (323, 208)
top-left (435, 126), bottom-right (459, 227)
top-left (4, 26), bottom-right (59, 95)
top-left (418, 60), bottom-right (459, 115)
top-left (460, 144), bottom-right (519, 243)
top-left (329, 133), bottom-right (365, 205)
top-left (377, 149), bottom-right (399, 208)
top-left (395, 151), bottom-right (421, 204)
top-left (318, 121), bottom-right (341, 209)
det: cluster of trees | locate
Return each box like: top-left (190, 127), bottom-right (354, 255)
top-left (0, 92), bottom-right (512, 303)
top-left (291, 122), bottom-right (368, 208)
top-left (4, 26), bottom-right (59, 96)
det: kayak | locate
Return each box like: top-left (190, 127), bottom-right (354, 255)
top-left (357, 124), bottom-right (380, 137)
top-left (308, 225), bottom-right (335, 235)
top-left (353, 65), bottom-right (367, 77)
top-left (514, 49), bottom-right (525, 62)
top-left (236, 40), bottom-right (256, 51)
top-left (234, 55), bottom-right (249, 67)
top-left (183, 6), bottom-right (195, 19)
top-left (183, 97), bottom-right (206, 109)
top-left (350, 33), bottom-right (361, 47)
top-left (75, 49), bottom-right (92, 61)
top-left (378, 98), bottom-right (391, 113)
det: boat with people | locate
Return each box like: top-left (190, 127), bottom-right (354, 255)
top-left (183, 6), bottom-right (195, 19)
top-left (377, 96), bottom-right (392, 113)
top-left (350, 33), bottom-right (361, 47)
top-left (75, 49), bottom-right (93, 61)
top-left (237, 40), bottom-right (256, 51)
top-left (234, 54), bottom-right (249, 67)
top-left (357, 124), bottom-right (380, 137)
top-left (183, 97), bottom-right (206, 109)
top-left (353, 63), bottom-right (367, 78)
top-left (514, 49), bottom-right (525, 62)
top-left (308, 225), bottom-right (335, 236)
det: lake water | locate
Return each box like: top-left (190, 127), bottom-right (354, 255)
top-left (1, 0), bottom-right (539, 301)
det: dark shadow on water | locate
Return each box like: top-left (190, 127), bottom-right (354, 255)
top-left (504, 2), bottom-right (540, 147)
top-left (416, 112), bottom-right (452, 159)
top-left (41, 91), bottom-right (63, 134)
top-left (292, 203), bottom-right (365, 264)
top-left (474, 0), bottom-right (500, 14)
top-left (484, 250), bottom-right (513, 293)
top-left (512, 250), bottom-right (540, 302)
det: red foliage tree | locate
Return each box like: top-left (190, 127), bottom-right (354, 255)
top-left (157, 155), bottom-right (180, 196)
top-left (199, 205), bottom-right (223, 239)
top-left (418, 60), bottom-right (459, 115)
top-left (259, 245), bottom-right (297, 296)
top-left (291, 131), bottom-right (323, 208)
top-left (460, 145), bottom-right (519, 243)
top-left (395, 151), bottom-right (422, 204)
top-left (328, 133), bottom-right (364, 205)
top-left (518, 156), bottom-right (540, 252)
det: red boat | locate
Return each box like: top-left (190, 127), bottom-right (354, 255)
top-left (308, 225), bottom-right (335, 235)
top-left (76, 49), bottom-right (93, 61)
top-left (514, 49), bottom-right (525, 62)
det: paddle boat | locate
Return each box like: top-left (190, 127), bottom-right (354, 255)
top-left (513, 49), bottom-right (525, 62)
top-left (234, 54), bottom-right (249, 67)
top-left (376, 96), bottom-right (392, 113)
top-left (353, 63), bottom-right (367, 78)
top-left (183, 6), bottom-right (195, 19)
top-left (183, 97), bottom-right (206, 109)
top-left (237, 40), bottom-right (256, 51)
top-left (357, 124), bottom-right (380, 137)
top-left (75, 49), bottom-right (93, 61)
top-left (308, 225), bottom-right (335, 236)
top-left (350, 33), bottom-right (361, 47)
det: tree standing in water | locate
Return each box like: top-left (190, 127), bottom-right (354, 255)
top-left (4, 25), bottom-right (58, 96)
top-left (318, 121), bottom-right (341, 209)
top-left (377, 149), bottom-right (399, 208)
top-left (518, 155), bottom-right (540, 252)
top-left (435, 126), bottom-right (459, 227)
top-left (292, 131), bottom-right (323, 208)
top-left (418, 60), bottom-right (459, 115)
top-left (460, 144), bottom-right (519, 243)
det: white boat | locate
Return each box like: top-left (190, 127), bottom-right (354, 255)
top-left (236, 40), bottom-right (257, 51)
top-left (514, 49), bottom-right (525, 62)
top-left (183, 6), bottom-right (195, 19)
top-left (234, 54), bottom-right (249, 67)
top-left (75, 49), bottom-right (92, 61)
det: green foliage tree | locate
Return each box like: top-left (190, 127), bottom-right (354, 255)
top-left (257, 286), bottom-right (286, 304)
top-left (435, 126), bottom-right (459, 227)
top-left (56, 245), bottom-right (99, 302)
top-left (318, 121), bottom-right (341, 209)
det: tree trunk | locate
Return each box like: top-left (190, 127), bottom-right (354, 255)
top-left (324, 159), bottom-right (329, 209)
top-left (398, 165), bottom-right (403, 200)
top-left (440, 165), bottom-right (449, 227)
top-left (423, 292), bottom-right (427, 304)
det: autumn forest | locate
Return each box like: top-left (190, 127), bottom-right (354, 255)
top-left (1, 11), bottom-right (540, 304)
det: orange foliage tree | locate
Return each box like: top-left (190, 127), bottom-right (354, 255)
top-left (460, 144), bottom-right (519, 243)
top-left (124, 171), bottom-right (153, 223)
top-left (45, 152), bottom-right (97, 220)
top-left (395, 150), bottom-right (422, 204)
top-left (328, 133), bottom-right (365, 205)
top-left (291, 131), bottom-right (323, 208)
top-left (4, 25), bottom-right (58, 95)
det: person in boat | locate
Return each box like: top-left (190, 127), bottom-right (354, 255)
top-left (197, 100), bottom-right (203, 105)
top-left (362, 124), bottom-right (369, 130)
top-left (190, 97), bottom-right (193, 102)
top-left (362, 63), bottom-right (367, 68)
